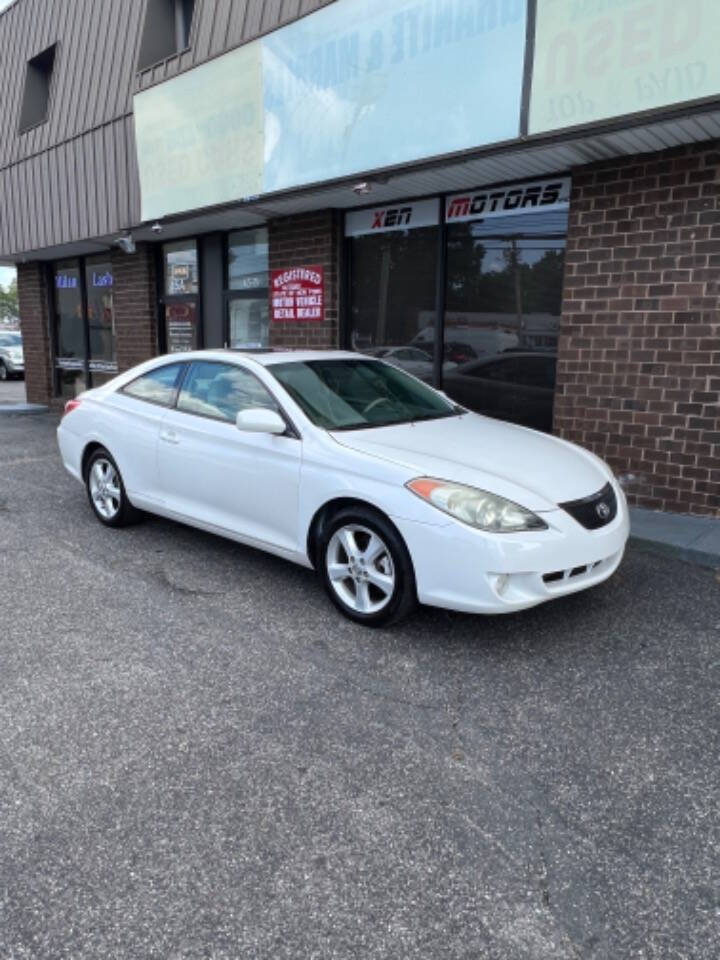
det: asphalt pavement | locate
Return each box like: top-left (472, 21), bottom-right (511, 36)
top-left (1, 412), bottom-right (718, 959)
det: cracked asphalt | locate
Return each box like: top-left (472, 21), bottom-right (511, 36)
top-left (1, 412), bottom-right (719, 959)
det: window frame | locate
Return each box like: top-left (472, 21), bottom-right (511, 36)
top-left (18, 43), bottom-right (58, 135)
top-left (126, 358), bottom-right (300, 438)
top-left (223, 227), bottom-right (270, 350)
top-left (48, 255), bottom-right (119, 397)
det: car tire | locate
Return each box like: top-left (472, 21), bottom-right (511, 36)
top-left (85, 448), bottom-right (142, 528)
top-left (0, 361), bottom-right (7, 381)
top-left (317, 505), bottom-right (416, 627)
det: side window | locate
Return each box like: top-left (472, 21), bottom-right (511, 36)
top-left (122, 362), bottom-right (185, 406)
top-left (177, 361), bottom-right (279, 423)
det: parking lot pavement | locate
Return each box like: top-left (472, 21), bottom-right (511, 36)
top-left (0, 377), bottom-right (26, 404)
top-left (1, 413), bottom-right (718, 960)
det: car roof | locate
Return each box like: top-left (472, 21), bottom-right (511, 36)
top-left (153, 349), bottom-right (370, 368)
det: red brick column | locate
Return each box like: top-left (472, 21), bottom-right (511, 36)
top-left (17, 262), bottom-right (54, 406)
top-left (555, 143), bottom-right (720, 516)
top-left (112, 244), bottom-right (159, 371)
top-left (268, 211), bottom-right (341, 349)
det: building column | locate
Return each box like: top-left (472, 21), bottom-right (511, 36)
top-left (17, 262), bottom-right (54, 406)
top-left (554, 142), bottom-right (720, 516)
top-left (112, 243), bottom-right (159, 371)
top-left (267, 210), bottom-right (342, 349)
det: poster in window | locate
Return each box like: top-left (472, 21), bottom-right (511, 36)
top-left (166, 302), bottom-right (199, 353)
top-left (271, 266), bottom-right (324, 324)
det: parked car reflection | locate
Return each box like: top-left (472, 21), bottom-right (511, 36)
top-left (444, 352), bottom-right (557, 432)
top-left (364, 345), bottom-right (457, 382)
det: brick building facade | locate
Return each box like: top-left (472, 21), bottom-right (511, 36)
top-left (555, 143), bottom-right (720, 516)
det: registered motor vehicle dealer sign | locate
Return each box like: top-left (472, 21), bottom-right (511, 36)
top-left (271, 266), bottom-right (325, 324)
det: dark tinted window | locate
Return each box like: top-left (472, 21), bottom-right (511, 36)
top-left (122, 363), bottom-right (185, 406)
top-left (350, 226), bottom-right (438, 380)
top-left (177, 361), bottom-right (277, 423)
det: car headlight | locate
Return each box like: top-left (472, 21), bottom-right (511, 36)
top-left (406, 477), bottom-right (548, 532)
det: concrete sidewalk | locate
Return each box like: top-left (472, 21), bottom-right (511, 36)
top-left (0, 378), bottom-right (48, 414)
top-left (630, 507), bottom-right (720, 570)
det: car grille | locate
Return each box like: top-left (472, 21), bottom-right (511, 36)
top-left (559, 482), bottom-right (617, 530)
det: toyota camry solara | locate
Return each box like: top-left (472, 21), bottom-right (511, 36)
top-left (57, 350), bottom-right (629, 626)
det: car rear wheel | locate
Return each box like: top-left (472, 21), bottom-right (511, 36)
top-left (318, 506), bottom-right (416, 627)
top-left (85, 448), bottom-right (142, 527)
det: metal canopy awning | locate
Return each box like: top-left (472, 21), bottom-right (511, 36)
top-left (20, 106), bottom-right (720, 261)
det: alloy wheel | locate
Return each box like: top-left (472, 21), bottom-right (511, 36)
top-left (88, 458), bottom-right (122, 520)
top-left (326, 524), bottom-right (395, 614)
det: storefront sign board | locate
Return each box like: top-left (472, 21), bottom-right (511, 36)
top-left (345, 198), bottom-right (439, 236)
top-left (271, 266), bottom-right (325, 324)
top-left (529, 0), bottom-right (720, 133)
top-left (445, 178), bottom-right (571, 223)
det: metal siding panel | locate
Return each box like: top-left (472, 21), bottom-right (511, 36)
top-left (114, 118), bottom-right (130, 230)
top-left (226, 0), bottom-right (251, 48)
top-left (194, 0), bottom-right (217, 61)
top-left (209, 0), bottom-right (233, 55)
top-left (126, 116), bottom-right (142, 226)
top-left (92, 0), bottom-right (122, 128)
top-left (261, 0), bottom-right (284, 32)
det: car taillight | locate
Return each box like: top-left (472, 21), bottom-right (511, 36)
top-left (63, 399), bottom-right (82, 416)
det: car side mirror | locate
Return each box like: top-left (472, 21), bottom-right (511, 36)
top-left (235, 408), bottom-right (286, 435)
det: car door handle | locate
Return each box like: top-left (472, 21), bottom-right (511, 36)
top-left (159, 429), bottom-right (180, 445)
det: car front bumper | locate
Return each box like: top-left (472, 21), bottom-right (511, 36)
top-left (392, 480), bottom-right (630, 614)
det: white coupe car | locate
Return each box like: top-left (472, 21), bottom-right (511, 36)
top-left (57, 350), bottom-right (629, 626)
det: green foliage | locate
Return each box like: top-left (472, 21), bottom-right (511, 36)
top-left (0, 276), bottom-right (19, 322)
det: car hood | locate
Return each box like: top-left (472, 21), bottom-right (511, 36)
top-left (330, 413), bottom-right (612, 511)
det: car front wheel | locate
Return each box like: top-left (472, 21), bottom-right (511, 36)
top-left (318, 506), bottom-right (416, 627)
top-left (85, 448), bottom-right (142, 527)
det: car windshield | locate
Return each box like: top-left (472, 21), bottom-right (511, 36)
top-left (270, 358), bottom-right (459, 430)
top-left (0, 333), bottom-right (21, 347)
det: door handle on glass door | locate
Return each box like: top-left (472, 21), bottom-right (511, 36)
top-left (160, 430), bottom-right (180, 444)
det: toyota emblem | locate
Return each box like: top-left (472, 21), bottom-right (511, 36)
top-left (596, 502), bottom-right (611, 520)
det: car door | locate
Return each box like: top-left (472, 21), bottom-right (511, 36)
top-left (100, 360), bottom-right (187, 505)
top-left (156, 359), bottom-right (302, 552)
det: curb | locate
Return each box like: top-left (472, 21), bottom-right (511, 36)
top-left (629, 534), bottom-right (720, 571)
top-left (0, 403), bottom-right (50, 415)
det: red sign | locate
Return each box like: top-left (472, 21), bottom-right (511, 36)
top-left (270, 265), bottom-right (324, 324)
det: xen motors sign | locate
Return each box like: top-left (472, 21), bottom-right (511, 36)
top-left (345, 199), bottom-right (439, 237)
top-left (445, 178), bottom-right (571, 223)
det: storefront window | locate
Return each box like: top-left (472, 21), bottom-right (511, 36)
top-left (86, 259), bottom-right (116, 374)
top-left (164, 240), bottom-right (199, 296)
top-left (163, 240), bottom-right (200, 352)
top-left (350, 227), bottom-right (438, 382)
top-left (53, 261), bottom-right (86, 399)
top-left (226, 228), bottom-right (269, 349)
top-left (54, 261), bottom-right (84, 360)
top-left (346, 185), bottom-right (569, 431)
top-left (443, 211), bottom-right (566, 432)
top-left (228, 228), bottom-right (268, 291)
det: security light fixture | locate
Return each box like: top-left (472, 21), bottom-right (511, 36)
top-left (114, 233), bottom-right (136, 255)
top-left (352, 182), bottom-right (372, 196)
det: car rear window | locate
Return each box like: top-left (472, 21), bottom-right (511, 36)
top-left (121, 363), bottom-right (185, 406)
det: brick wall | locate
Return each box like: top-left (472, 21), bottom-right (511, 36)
top-left (112, 244), bottom-right (159, 371)
top-left (555, 142), bottom-right (720, 516)
top-left (17, 262), bottom-right (54, 406)
top-left (268, 210), bottom-right (341, 349)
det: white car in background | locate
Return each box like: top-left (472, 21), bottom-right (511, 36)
top-left (0, 330), bottom-right (24, 380)
top-left (364, 345), bottom-right (456, 382)
top-left (57, 350), bottom-right (629, 626)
